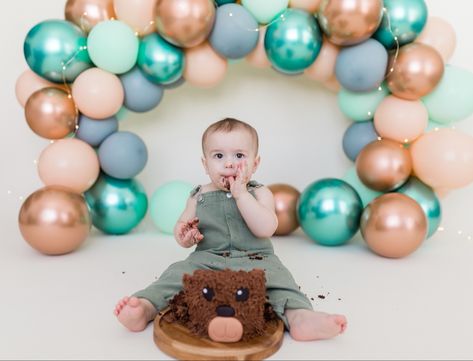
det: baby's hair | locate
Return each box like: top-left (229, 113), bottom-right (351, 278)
top-left (202, 117), bottom-right (259, 154)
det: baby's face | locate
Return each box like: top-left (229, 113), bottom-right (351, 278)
top-left (202, 129), bottom-right (259, 191)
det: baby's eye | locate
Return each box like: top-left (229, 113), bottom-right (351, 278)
top-left (236, 153), bottom-right (245, 159)
top-left (214, 153), bottom-right (223, 159)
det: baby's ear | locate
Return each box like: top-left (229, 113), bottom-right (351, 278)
top-left (201, 156), bottom-right (209, 175)
top-left (252, 155), bottom-right (260, 173)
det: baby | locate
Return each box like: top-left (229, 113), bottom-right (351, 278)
top-left (114, 118), bottom-right (346, 341)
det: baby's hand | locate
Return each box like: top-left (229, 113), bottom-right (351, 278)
top-left (177, 217), bottom-right (204, 248)
top-left (228, 160), bottom-right (250, 199)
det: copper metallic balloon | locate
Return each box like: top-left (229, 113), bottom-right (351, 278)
top-left (155, 0), bottom-right (216, 48)
top-left (387, 43), bottom-right (444, 100)
top-left (318, 0), bottom-right (383, 46)
top-left (18, 186), bottom-right (91, 255)
top-left (360, 193), bottom-right (427, 258)
top-left (24, 87), bottom-right (78, 140)
top-left (268, 183), bottom-right (301, 236)
top-left (65, 0), bottom-right (116, 33)
top-left (356, 139), bottom-right (412, 192)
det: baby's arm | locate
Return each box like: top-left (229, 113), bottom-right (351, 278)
top-left (173, 196), bottom-right (204, 248)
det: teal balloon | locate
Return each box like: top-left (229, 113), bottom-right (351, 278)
top-left (85, 174), bottom-right (148, 235)
top-left (150, 180), bottom-right (194, 234)
top-left (24, 19), bottom-right (92, 83)
top-left (343, 167), bottom-right (383, 207)
top-left (87, 20), bottom-right (139, 74)
top-left (297, 178), bottom-right (363, 246)
top-left (215, 0), bottom-right (236, 4)
top-left (264, 9), bottom-right (322, 74)
top-left (137, 33), bottom-right (184, 85)
top-left (422, 65), bottom-right (473, 124)
top-left (338, 82), bottom-right (390, 121)
top-left (373, 0), bottom-right (428, 49)
top-left (397, 177), bottom-right (441, 238)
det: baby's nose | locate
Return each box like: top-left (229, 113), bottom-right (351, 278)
top-left (224, 161), bottom-right (234, 168)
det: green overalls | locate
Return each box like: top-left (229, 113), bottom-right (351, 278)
top-left (133, 182), bottom-right (312, 328)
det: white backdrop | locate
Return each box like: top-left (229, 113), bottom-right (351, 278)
top-left (1, 0), bottom-right (473, 360)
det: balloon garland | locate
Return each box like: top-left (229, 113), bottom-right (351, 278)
top-left (16, 0), bottom-right (473, 258)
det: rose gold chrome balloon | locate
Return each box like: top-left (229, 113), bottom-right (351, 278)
top-left (24, 87), bottom-right (78, 140)
top-left (18, 186), bottom-right (91, 255)
top-left (65, 0), bottom-right (116, 33)
top-left (268, 184), bottom-right (301, 236)
top-left (360, 193), bottom-right (427, 258)
top-left (356, 139), bottom-right (412, 192)
top-left (318, 0), bottom-right (383, 46)
top-left (387, 43), bottom-right (444, 100)
top-left (155, 0), bottom-right (216, 48)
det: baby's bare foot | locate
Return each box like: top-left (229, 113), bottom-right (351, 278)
top-left (286, 309), bottom-right (347, 341)
top-left (114, 296), bottom-right (156, 332)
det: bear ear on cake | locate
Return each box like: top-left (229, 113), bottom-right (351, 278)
top-left (249, 268), bottom-right (266, 283)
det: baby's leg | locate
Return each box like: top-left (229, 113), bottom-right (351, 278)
top-left (114, 296), bottom-right (157, 332)
top-left (285, 308), bottom-right (347, 341)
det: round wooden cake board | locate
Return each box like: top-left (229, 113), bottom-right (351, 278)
top-left (153, 309), bottom-right (285, 361)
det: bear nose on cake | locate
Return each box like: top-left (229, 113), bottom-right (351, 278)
top-left (216, 305), bottom-right (235, 317)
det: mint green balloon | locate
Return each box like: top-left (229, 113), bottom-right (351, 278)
top-left (297, 178), bottom-right (363, 246)
top-left (87, 20), bottom-right (139, 74)
top-left (242, 0), bottom-right (289, 24)
top-left (425, 120), bottom-right (449, 132)
top-left (338, 83), bottom-right (390, 121)
top-left (343, 167), bottom-right (383, 207)
top-left (85, 174), bottom-right (148, 235)
top-left (150, 181), bottom-right (194, 234)
top-left (397, 177), bottom-right (441, 238)
top-left (422, 65), bottom-right (473, 124)
top-left (138, 33), bottom-right (184, 85)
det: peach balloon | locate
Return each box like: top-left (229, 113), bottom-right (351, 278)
top-left (38, 138), bottom-right (100, 193)
top-left (183, 42), bottom-right (228, 88)
top-left (289, 0), bottom-right (322, 13)
top-left (268, 183), bottom-right (300, 236)
top-left (322, 75), bottom-right (341, 92)
top-left (356, 139), bottom-right (412, 192)
top-left (18, 186), bottom-right (91, 255)
top-left (246, 27), bottom-right (271, 68)
top-left (360, 193), bottom-right (427, 258)
top-left (15, 69), bottom-right (66, 107)
top-left (374, 95), bottom-right (428, 143)
top-left (386, 43), bottom-right (444, 101)
top-left (415, 16), bottom-right (456, 63)
top-left (65, 0), bottom-right (116, 33)
top-left (410, 128), bottom-right (473, 190)
top-left (24, 87), bottom-right (78, 140)
top-left (71, 68), bottom-right (124, 119)
top-left (304, 37), bottom-right (339, 82)
top-left (114, 0), bottom-right (157, 36)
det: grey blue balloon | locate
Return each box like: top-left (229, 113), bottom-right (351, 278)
top-left (24, 19), bottom-right (92, 83)
top-left (264, 8), bottom-right (322, 74)
top-left (335, 39), bottom-right (388, 92)
top-left (396, 177), bottom-right (441, 238)
top-left (120, 67), bottom-right (164, 113)
top-left (138, 33), bottom-right (184, 85)
top-left (342, 121), bottom-right (379, 162)
top-left (297, 178), bottom-right (363, 246)
top-left (209, 4), bottom-right (259, 59)
top-left (76, 114), bottom-right (118, 147)
top-left (85, 173), bottom-right (148, 235)
top-left (373, 0), bottom-right (428, 49)
top-left (98, 131), bottom-right (148, 179)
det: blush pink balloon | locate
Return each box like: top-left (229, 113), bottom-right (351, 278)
top-left (246, 27), bottom-right (271, 68)
top-left (415, 16), bottom-right (456, 63)
top-left (72, 68), bottom-right (124, 119)
top-left (38, 138), bottom-right (100, 193)
top-left (183, 42), bottom-right (228, 88)
top-left (304, 37), bottom-right (340, 82)
top-left (374, 95), bottom-right (428, 143)
top-left (15, 69), bottom-right (67, 107)
top-left (289, 0), bottom-right (322, 13)
top-left (114, 0), bottom-right (157, 36)
top-left (410, 128), bottom-right (473, 189)
top-left (323, 75), bottom-right (341, 92)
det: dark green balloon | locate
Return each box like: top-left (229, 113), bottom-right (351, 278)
top-left (23, 19), bottom-right (92, 83)
top-left (215, 0), bottom-right (236, 5)
top-left (297, 178), bottom-right (363, 246)
top-left (396, 177), bottom-right (441, 238)
top-left (264, 9), bottom-right (322, 74)
top-left (85, 174), bottom-right (148, 235)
